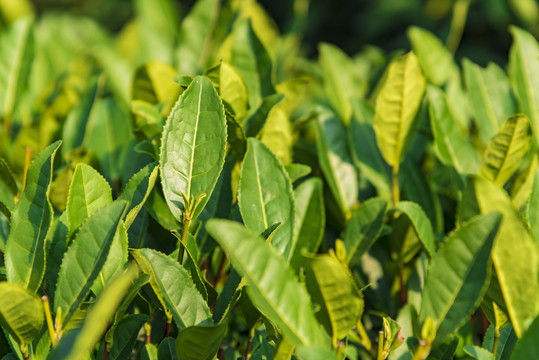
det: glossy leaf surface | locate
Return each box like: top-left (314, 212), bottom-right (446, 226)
top-left (54, 200), bottom-right (127, 326)
top-left (479, 114), bottom-right (532, 186)
top-left (420, 212), bottom-right (501, 342)
top-left (238, 138), bottom-right (295, 258)
top-left (373, 51), bottom-right (426, 168)
top-left (160, 75), bottom-right (227, 222)
top-left (206, 219), bottom-right (328, 347)
top-left (5, 141), bottom-right (60, 292)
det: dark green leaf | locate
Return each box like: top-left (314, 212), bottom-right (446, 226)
top-left (175, 323), bottom-right (227, 360)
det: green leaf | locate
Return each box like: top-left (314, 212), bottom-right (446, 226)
top-left (54, 200), bottom-right (127, 327)
top-left (62, 78), bottom-right (99, 157)
top-left (0, 158), bottom-right (17, 197)
top-left (174, 323), bottom-right (227, 360)
top-left (160, 75), bottom-right (227, 222)
top-left (231, 19), bottom-right (275, 108)
top-left (462, 59), bottom-right (517, 144)
top-left (260, 106), bottom-right (294, 165)
top-left (397, 201), bottom-right (436, 257)
top-left (205, 61), bottom-right (249, 121)
top-left (464, 346), bottom-right (495, 360)
top-left (131, 100), bottom-right (164, 140)
top-left (509, 26), bottom-right (539, 144)
top-left (175, 0), bottom-right (220, 75)
top-left (118, 161), bottom-right (159, 230)
top-left (483, 325), bottom-right (517, 360)
top-left (141, 344), bottom-right (158, 360)
top-left (420, 212), bottom-right (502, 343)
top-left (407, 26), bottom-right (457, 86)
top-left (131, 248), bottom-right (212, 331)
top-left (464, 177), bottom-right (539, 337)
top-left (427, 85), bottom-right (481, 174)
top-left (0, 16), bottom-right (34, 119)
top-left (343, 197), bottom-right (387, 266)
top-left (510, 316), bottom-right (539, 359)
top-left (102, 314), bottom-right (148, 360)
top-left (479, 114), bottom-right (532, 187)
top-left (527, 169), bottom-right (539, 241)
top-left (243, 93), bottom-right (284, 138)
top-left (238, 138), bottom-right (296, 259)
top-left (316, 109), bottom-right (358, 219)
top-left (318, 42), bottom-right (362, 125)
top-left (0, 282), bottom-right (43, 346)
top-left (285, 163), bottom-right (311, 183)
top-left (90, 221), bottom-right (129, 296)
top-left (158, 338), bottom-right (178, 360)
top-left (66, 163), bottom-right (112, 236)
top-left (349, 99), bottom-right (391, 198)
top-left (296, 346), bottom-right (339, 360)
top-left (289, 178), bottom-right (325, 272)
top-left (5, 140), bottom-right (61, 292)
top-left (306, 254), bottom-right (363, 341)
top-left (49, 265), bottom-right (139, 360)
top-left (205, 219), bottom-right (328, 347)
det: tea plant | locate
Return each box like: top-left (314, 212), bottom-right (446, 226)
top-left (0, 0), bottom-right (538, 359)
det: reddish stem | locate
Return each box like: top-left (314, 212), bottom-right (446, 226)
top-left (399, 271), bottom-right (407, 305)
top-left (212, 253), bottom-right (227, 287)
top-left (164, 321), bottom-right (171, 338)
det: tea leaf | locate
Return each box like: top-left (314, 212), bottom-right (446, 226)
top-left (66, 163), bottom-right (112, 235)
top-left (316, 109), bottom-right (358, 219)
top-left (397, 201), bottom-right (436, 257)
top-left (244, 93), bottom-right (284, 138)
top-left (479, 114), bottom-right (532, 186)
top-left (306, 254), bottom-right (363, 341)
top-left (5, 140), bottom-right (61, 292)
top-left (206, 219), bottom-right (328, 347)
top-left (176, 0), bottom-right (220, 75)
top-left (463, 59), bottom-right (516, 144)
top-left (160, 75), bottom-right (227, 222)
top-left (468, 178), bottom-right (539, 337)
top-left (118, 161), bottom-right (159, 230)
top-left (131, 248), bottom-right (212, 330)
top-left (509, 26), bottom-right (539, 144)
top-left (527, 169), bottom-right (539, 241)
top-left (510, 316), bottom-right (539, 359)
top-left (238, 138), bottom-right (295, 259)
top-left (174, 323), bottom-right (227, 360)
top-left (296, 346), bottom-right (339, 360)
top-left (0, 282), bottom-right (43, 346)
top-left (289, 178), bottom-right (325, 272)
top-left (102, 314), bottom-right (148, 360)
top-left (205, 61), bottom-right (249, 121)
top-left (463, 345), bottom-right (495, 360)
top-left (50, 265), bottom-right (139, 360)
top-left (420, 212), bottom-right (501, 343)
top-left (231, 19), bottom-right (275, 108)
top-left (0, 16), bottom-right (34, 119)
top-left (374, 51), bottom-right (425, 169)
top-left (407, 26), bottom-right (457, 86)
top-left (343, 197), bottom-right (387, 266)
top-left (158, 338), bottom-right (178, 360)
top-left (427, 85), bottom-right (481, 174)
top-left (54, 200), bottom-right (127, 327)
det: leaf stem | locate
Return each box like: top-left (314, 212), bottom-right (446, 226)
top-left (446, 0), bottom-right (471, 54)
top-left (492, 326), bottom-right (500, 356)
top-left (178, 215), bottom-right (191, 265)
top-left (356, 318), bottom-right (372, 351)
top-left (245, 327), bottom-right (255, 360)
top-left (392, 165), bottom-right (399, 207)
top-left (42, 296), bottom-right (57, 347)
top-left (377, 331), bottom-right (384, 360)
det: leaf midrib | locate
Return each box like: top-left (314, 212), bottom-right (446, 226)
top-left (186, 79), bottom-right (204, 199)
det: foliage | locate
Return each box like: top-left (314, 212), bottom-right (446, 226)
top-left (0, 1), bottom-right (538, 359)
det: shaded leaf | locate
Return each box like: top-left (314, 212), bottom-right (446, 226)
top-left (464, 346), bottom-right (495, 360)
top-left (102, 314), bottom-right (148, 360)
top-left (343, 197), bottom-right (387, 266)
top-left (243, 93), bottom-right (284, 138)
top-left (238, 138), bottom-right (295, 259)
top-left (205, 61), bottom-right (249, 121)
top-left (510, 316), bottom-right (539, 359)
top-left (174, 323), bottom-right (227, 360)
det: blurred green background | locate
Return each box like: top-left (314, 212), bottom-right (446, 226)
top-left (2, 0), bottom-right (539, 66)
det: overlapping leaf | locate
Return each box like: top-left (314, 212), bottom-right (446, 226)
top-left (5, 141), bottom-right (60, 292)
top-left (206, 219), bottom-right (328, 347)
top-left (238, 138), bottom-right (295, 259)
